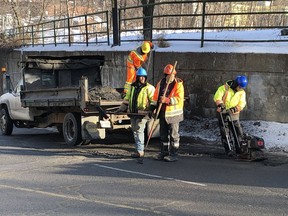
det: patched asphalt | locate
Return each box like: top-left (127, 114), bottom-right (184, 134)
top-left (76, 130), bottom-right (288, 167)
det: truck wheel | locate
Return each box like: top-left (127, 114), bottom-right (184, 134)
top-left (0, 108), bottom-right (14, 135)
top-left (63, 113), bottom-right (82, 146)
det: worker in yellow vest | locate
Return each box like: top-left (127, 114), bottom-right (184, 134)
top-left (214, 75), bottom-right (248, 155)
top-left (116, 68), bottom-right (155, 159)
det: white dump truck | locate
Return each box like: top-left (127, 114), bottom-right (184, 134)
top-left (0, 55), bottom-right (132, 146)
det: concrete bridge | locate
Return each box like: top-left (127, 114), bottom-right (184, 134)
top-left (0, 47), bottom-right (287, 123)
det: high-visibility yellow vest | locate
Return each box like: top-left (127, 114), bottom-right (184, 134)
top-left (124, 82), bottom-right (155, 112)
top-left (214, 81), bottom-right (246, 112)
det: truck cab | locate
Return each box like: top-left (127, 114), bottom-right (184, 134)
top-left (0, 74), bottom-right (53, 134)
top-left (1, 77), bottom-right (31, 119)
top-left (0, 55), bottom-right (131, 145)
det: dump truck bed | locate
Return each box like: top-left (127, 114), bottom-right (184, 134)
top-left (21, 87), bottom-right (123, 108)
top-left (20, 55), bottom-right (123, 110)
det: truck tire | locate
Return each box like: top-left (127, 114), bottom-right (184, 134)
top-left (63, 113), bottom-right (82, 146)
top-left (0, 108), bottom-right (14, 135)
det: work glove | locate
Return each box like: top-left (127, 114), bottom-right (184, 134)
top-left (148, 111), bottom-right (156, 119)
top-left (228, 107), bottom-right (238, 114)
top-left (218, 103), bottom-right (226, 109)
top-left (160, 96), bottom-right (170, 104)
top-left (148, 105), bottom-right (157, 119)
top-left (216, 103), bottom-right (225, 113)
top-left (115, 103), bottom-right (128, 114)
top-left (149, 105), bottom-right (156, 112)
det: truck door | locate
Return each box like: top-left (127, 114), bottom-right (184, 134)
top-left (9, 80), bottom-right (31, 121)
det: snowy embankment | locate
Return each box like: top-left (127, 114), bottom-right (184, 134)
top-left (180, 118), bottom-right (288, 152)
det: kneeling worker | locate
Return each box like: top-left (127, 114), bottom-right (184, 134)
top-left (214, 75), bottom-right (248, 155)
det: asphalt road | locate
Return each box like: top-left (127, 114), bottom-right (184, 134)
top-left (0, 127), bottom-right (287, 216)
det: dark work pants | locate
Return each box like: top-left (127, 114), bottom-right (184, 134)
top-left (159, 111), bottom-right (180, 155)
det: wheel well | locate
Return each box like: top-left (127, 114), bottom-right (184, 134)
top-left (0, 104), bottom-right (10, 114)
top-left (0, 104), bottom-right (7, 110)
top-left (0, 103), bottom-right (13, 121)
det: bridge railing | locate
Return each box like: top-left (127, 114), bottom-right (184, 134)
top-left (4, 0), bottom-right (288, 47)
top-left (11, 11), bottom-right (110, 47)
top-left (118, 0), bottom-right (288, 47)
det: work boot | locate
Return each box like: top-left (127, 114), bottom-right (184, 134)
top-left (163, 154), bottom-right (178, 162)
top-left (170, 146), bottom-right (178, 155)
top-left (131, 151), bottom-right (144, 158)
top-left (153, 152), bottom-right (168, 161)
top-left (226, 150), bottom-right (234, 157)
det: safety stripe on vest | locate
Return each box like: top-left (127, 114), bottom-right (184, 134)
top-left (222, 84), bottom-right (229, 104)
top-left (127, 50), bottom-right (145, 64)
top-left (170, 97), bottom-right (177, 105)
top-left (165, 109), bottom-right (183, 117)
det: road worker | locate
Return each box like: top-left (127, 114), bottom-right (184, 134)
top-left (116, 67), bottom-right (155, 159)
top-left (214, 75), bottom-right (248, 155)
top-left (123, 41), bottom-right (154, 95)
top-left (150, 64), bottom-right (184, 162)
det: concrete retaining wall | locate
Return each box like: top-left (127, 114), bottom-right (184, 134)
top-left (0, 49), bottom-right (287, 122)
top-left (151, 52), bottom-right (288, 122)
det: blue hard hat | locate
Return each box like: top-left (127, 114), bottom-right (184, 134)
top-left (136, 67), bottom-right (147, 76)
top-left (236, 75), bottom-right (248, 88)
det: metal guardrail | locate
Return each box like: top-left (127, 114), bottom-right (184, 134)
top-left (118, 0), bottom-right (288, 47)
top-left (5, 0), bottom-right (288, 47)
top-left (12, 11), bottom-right (110, 47)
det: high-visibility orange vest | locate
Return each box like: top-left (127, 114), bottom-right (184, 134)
top-left (151, 77), bottom-right (184, 118)
top-left (124, 41), bottom-right (153, 93)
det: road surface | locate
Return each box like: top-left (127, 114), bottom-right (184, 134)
top-left (0, 127), bottom-right (287, 216)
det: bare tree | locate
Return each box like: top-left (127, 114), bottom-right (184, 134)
top-left (4, 0), bottom-right (21, 28)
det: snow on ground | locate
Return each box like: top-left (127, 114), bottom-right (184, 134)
top-left (179, 117), bottom-right (288, 152)
top-left (20, 29), bottom-right (288, 54)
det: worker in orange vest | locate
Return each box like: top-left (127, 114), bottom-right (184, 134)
top-left (123, 41), bottom-right (154, 95)
top-left (150, 64), bottom-right (184, 162)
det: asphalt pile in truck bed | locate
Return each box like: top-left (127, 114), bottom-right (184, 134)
top-left (89, 86), bottom-right (122, 101)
